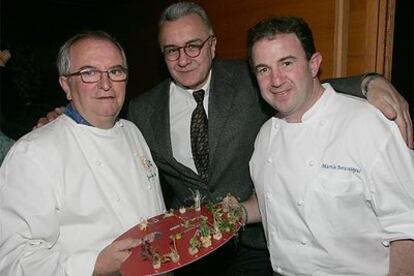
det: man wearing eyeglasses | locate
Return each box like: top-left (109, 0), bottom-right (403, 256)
top-left (0, 31), bottom-right (165, 276)
top-left (127, 2), bottom-right (412, 275)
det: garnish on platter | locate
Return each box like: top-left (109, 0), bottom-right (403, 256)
top-left (179, 206), bottom-right (186, 214)
top-left (139, 218), bottom-right (149, 231)
top-left (191, 189), bottom-right (204, 212)
top-left (163, 209), bottom-right (174, 218)
top-left (188, 231), bottom-right (201, 255)
top-left (117, 192), bottom-right (244, 276)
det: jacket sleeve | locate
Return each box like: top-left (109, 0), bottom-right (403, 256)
top-left (0, 140), bottom-right (98, 276)
top-left (322, 74), bottom-right (365, 98)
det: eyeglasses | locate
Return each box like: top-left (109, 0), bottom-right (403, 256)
top-left (162, 36), bottom-right (214, 61)
top-left (65, 66), bottom-right (128, 83)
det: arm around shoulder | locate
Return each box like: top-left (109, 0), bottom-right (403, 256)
top-left (323, 74), bottom-right (365, 97)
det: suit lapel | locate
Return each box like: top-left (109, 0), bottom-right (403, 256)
top-left (208, 61), bottom-right (237, 165)
top-left (150, 80), bottom-right (174, 160)
top-left (151, 80), bottom-right (201, 180)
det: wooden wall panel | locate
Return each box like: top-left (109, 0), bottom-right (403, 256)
top-left (192, 0), bottom-right (394, 80)
top-left (348, 0), bottom-right (395, 79)
top-left (332, 0), bottom-right (350, 77)
top-left (347, 0), bottom-right (366, 75)
top-left (193, 0), bottom-right (337, 80)
top-left (375, 0), bottom-right (395, 78)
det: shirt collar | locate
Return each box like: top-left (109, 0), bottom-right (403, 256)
top-left (171, 69), bottom-right (212, 98)
top-left (301, 83), bottom-right (334, 122)
top-left (63, 103), bottom-right (92, 126)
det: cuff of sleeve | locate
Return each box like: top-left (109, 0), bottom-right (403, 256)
top-left (380, 212), bottom-right (414, 244)
top-left (362, 72), bottom-right (383, 96)
top-left (240, 203), bottom-right (248, 226)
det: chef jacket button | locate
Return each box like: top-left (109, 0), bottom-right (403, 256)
top-left (276, 266), bottom-right (283, 274)
top-left (297, 200), bottom-right (304, 206)
top-left (267, 157), bottom-right (272, 163)
top-left (118, 121), bottom-right (124, 127)
top-left (382, 240), bottom-right (390, 247)
top-left (147, 185), bottom-right (152, 190)
top-left (300, 237), bottom-right (307, 245)
top-left (96, 160), bottom-right (102, 166)
top-left (308, 160), bottom-right (315, 167)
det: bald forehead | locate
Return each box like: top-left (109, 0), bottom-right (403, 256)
top-left (69, 38), bottom-right (123, 68)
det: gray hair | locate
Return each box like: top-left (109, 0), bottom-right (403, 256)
top-left (159, 2), bottom-right (214, 35)
top-left (56, 30), bottom-right (127, 76)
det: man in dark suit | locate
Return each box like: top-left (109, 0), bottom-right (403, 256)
top-left (127, 2), bottom-right (412, 275)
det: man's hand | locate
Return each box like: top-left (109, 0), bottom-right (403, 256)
top-left (93, 238), bottom-right (140, 276)
top-left (34, 106), bottom-right (65, 129)
top-left (365, 76), bottom-right (413, 149)
top-left (221, 193), bottom-right (262, 225)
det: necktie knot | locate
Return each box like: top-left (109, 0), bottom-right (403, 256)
top-left (193, 89), bottom-right (205, 105)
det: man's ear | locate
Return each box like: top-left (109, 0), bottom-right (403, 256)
top-left (210, 36), bottom-right (217, 60)
top-left (59, 76), bottom-right (72, 100)
top-left (309, 52), bottom-right (322, 78)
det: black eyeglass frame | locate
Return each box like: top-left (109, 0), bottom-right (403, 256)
top-left (162, 35), bottom-right (214, 61)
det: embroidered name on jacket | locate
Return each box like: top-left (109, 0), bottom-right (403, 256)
top-left (140, 156), bottom-right (157, 181)
top-left (321, 163), bottom-right (361, 174)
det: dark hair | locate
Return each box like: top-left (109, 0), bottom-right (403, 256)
top-left (247, 16), bottom-right (316, 68)
top-left (57, 30), bottom-right (127, 76)
top-left (159, 2), bottom-right (214, 35)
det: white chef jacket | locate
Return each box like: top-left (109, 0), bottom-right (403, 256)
top-left (0, 115), bottom-right (165, 276)
top-left (250, 84), bottom-right (414, 276)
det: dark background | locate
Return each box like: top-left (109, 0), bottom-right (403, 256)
top-left (0, 0), bottom-right (412, 139)
top-left (0, 0), bottom-right (172, 138)
top-left (392, 0), bottom-right (413, 121)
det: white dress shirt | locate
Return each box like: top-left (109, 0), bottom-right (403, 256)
top-left (169, 71), bottom-right (211, 172)
top-left (0, 115), bottom-right (165, 276)
top-left (250, 84), bottom-right (414, 276)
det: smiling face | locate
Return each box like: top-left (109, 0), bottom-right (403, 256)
top-left (252, 33), bottom-right (322, 123)
top-left (159, 13), bottom-right (216, 90)
top-left (59, 38), bottom-right (126, 128)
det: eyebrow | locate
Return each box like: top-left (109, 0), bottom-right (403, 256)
top-left (76, 65), bottom-right (125, 71)
top-left (253, 55), bottom-right (298, 72)
top-left (278, 55), bottom-right (297, 63)
top-left (163, 38), bottom-right (204, 48)
top-left (76, 65), bottom-right (96, 71)
top-left (254, 63), bottom-right (270, 71)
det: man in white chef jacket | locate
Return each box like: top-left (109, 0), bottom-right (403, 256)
top-left (243, 16), bottom-right (414, 275)
top-left (0, 31), bottom-right (165, 276)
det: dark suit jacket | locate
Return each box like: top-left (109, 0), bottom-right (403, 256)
top-left (127, 59), bottom-right (365, 248)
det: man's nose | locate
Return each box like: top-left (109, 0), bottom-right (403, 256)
top-left (97, 72), bottom-right (112, 90)
top-left (271, 69), bottom-right (286, 87)
top-left (177, 48), bottom-right (192, 67)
